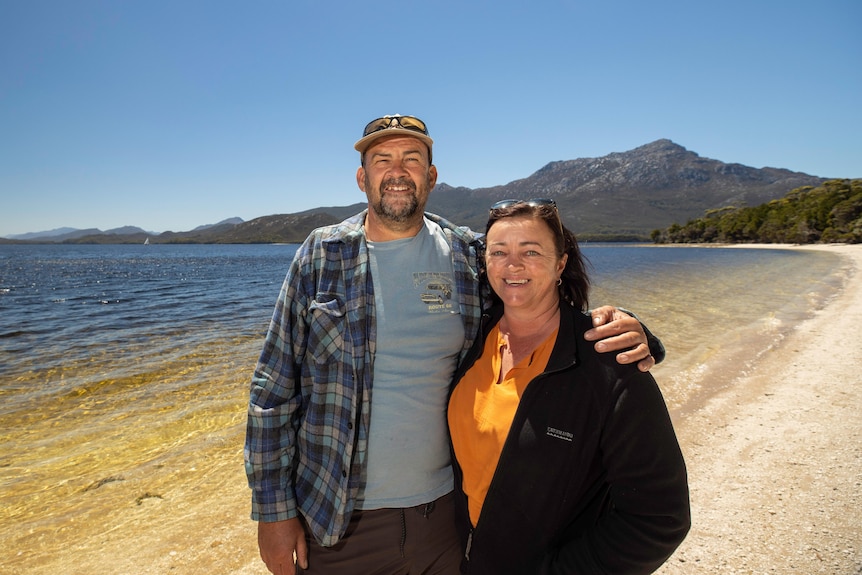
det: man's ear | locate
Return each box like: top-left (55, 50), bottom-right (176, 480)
top-left (356, 166), bottom-right (366, 192)
top-left (428, 165), bottom-right (438, 189)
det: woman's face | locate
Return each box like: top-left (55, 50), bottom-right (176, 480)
top-left (485, 215), bottom-right (567, 313)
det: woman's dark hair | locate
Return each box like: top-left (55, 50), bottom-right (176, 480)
top-left (481, 201), bottom-right (590, 310)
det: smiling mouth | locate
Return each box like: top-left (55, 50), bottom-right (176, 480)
top-left (385, 184), bottom-right (412, 192)
top-left (381, 178), bottom-right (416, 194)
top-left (504, 279), bottom-right (529, 285)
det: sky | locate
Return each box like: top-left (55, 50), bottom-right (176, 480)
top-left (1, 0), bottom-right (860, 238)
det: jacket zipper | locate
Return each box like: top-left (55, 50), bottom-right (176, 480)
top-left (464, 327), bottom-right (578, 563)
top-left (455, 306), bottom-right (579, 565)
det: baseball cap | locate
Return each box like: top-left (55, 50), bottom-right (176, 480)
top-left (354, 114), bottom-right (434, 155)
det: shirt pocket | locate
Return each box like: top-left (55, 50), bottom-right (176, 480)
top-left (308, 294), bottom-right (346, 364)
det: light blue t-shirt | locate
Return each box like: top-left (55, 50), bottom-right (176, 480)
top-left (358, 218), bottom-right (464, 509)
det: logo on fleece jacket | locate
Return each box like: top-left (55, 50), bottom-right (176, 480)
top-left (546, 426), bottom-right (574, 442)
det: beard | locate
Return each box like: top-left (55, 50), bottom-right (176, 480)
top-left (368, 176), bottom-right (423, 223)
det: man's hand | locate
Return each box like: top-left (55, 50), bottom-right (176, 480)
top-left (586, 305), bottom-right (655, 372)
top-left (258, 518), bottom-right (308, 575)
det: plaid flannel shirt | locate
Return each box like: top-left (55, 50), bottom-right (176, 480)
top-left (244, 210), bottom-right (484, 547)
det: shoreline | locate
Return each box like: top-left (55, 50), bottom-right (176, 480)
top-left (2, 244), bottom-right (860, 574)
top-left (669, 242), bottom-right (852, 419)
top-left (657, 244), bottom-right (862, 574)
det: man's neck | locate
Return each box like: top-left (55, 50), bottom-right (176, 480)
top-left (363, 212), bottom-right (425, 242)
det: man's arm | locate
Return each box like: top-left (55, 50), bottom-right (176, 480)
top-left (245, 273), bottom-right (306, 522)
top-left (586, 306), bottom-right (665, 372)
top-left (246, 253), bottom-right (310, 572)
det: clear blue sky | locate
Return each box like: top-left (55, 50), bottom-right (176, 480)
top-left (2, 0), bottom-right (860, 237)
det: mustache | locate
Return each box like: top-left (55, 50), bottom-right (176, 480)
top-left (380, 177), bottom-right (417, 192)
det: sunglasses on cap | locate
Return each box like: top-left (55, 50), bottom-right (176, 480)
top-left (362, 115), bottom-right (429, 138)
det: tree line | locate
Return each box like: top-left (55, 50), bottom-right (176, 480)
top-left (651, 179), bottom-right (862, 244)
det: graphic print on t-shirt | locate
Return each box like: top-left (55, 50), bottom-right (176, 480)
top-left (414, 272), bottom-right (455, 313)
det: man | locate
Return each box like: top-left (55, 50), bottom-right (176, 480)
top-left (245, 114), bottom-right (663, 575)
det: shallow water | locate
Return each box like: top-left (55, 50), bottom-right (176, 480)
top-left (0, 243), bottom-right (849, 566)
top-left (587, 245), bottom-right (847, 414)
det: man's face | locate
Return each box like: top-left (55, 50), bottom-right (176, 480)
top-left (357, 135), bottom-right (437, 229)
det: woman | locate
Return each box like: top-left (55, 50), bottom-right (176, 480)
top-left (447, 199), bottom-right (690, 574)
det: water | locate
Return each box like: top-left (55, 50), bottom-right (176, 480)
top-left (0, 244), bottom-right (296, 561)
top-left (584, 244), bottom-right (848, 413)
top-left (0, 242), bottom-right (850, 569)
top-left (1, 244), bottom-right (292, 399)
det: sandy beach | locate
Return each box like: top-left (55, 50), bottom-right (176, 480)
top-left (655, 244), bottom-right (862, 575)
top-left (4, 244), bottom-right (860, 575)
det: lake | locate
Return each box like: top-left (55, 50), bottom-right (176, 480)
top-left (0, 242), bottom-right (848, 569)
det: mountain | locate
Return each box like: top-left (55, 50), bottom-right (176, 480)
top-left (1, 220), bottom-right (244, 244)
top-left (190, 217), bottom-right (244, 232)
top-left (4, 226), bottom-right (155, 242)
top-left (424, 139), bottom-right (828, 238)
top-left (4, 140), bottom-right (833, 243)
top-left (7, 227), bottom-right (101, 241)
top-left (105, 226), bottom-right (154, 236)
top-left (7, 227), bottom-right (78, 240)
top-left (211, 140), bottom-right (828, 243)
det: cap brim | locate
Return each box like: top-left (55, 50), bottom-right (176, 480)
top-left (354, 129), bottom-right (434, 154)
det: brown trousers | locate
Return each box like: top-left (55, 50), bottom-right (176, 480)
top-left (298, 492), bottom-right (462, 575)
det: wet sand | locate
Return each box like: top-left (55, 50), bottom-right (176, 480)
top-left (656, 244), bottom-right (862, 574)
top-left (3, 244), bottom-right (860, 574)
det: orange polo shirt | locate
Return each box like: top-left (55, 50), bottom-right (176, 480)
top-left (448, 324), bottom-right (558, 526)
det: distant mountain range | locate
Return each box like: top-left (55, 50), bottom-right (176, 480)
top-left (3, 218), bottom-right (244, 243)
top-left (3, 140), bottom-right (835, 244)
top-left (7, 225), bottom-right (160, 241)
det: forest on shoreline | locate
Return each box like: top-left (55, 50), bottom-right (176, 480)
top-left (651, 179), bottom-right (862, 244)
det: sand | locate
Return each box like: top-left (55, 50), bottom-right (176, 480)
top-left (655, 244), bottom-right (862, 575)
top-left (6, 244), bottom-right (861, 575)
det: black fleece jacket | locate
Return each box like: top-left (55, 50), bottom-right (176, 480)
top-left (449, 303), bottom-right (690, 574)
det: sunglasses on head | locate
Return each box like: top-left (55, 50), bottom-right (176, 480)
top-left (489, 198), bottom-right (565, 238)
top-left (362, 115), bottom-right (429, 138)
top-left (489, 198), bottom-right (557, 213)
